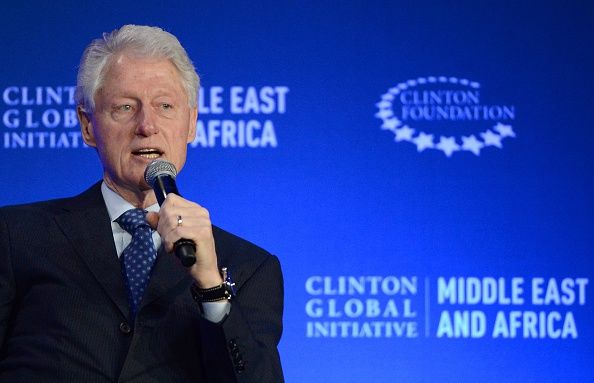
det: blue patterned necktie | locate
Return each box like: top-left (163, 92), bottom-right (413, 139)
top-left (116, 208), bottom-right (158, 319)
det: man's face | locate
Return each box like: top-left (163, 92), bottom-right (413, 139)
top-left (79, 53), bottom-right (197, 198)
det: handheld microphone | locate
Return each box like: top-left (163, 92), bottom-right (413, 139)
top-left (144, 159), bottom-right (196, 267)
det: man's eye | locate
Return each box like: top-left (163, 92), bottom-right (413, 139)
top-left (116, 104), bottom-right (132, 112)
top-left (161, 103), bottom-right (172, 109)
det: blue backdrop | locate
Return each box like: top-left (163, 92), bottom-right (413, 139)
top-left (1, 1), bottom-right (593, 381)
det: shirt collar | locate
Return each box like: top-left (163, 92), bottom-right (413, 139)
top-left (101, 181), bottom-right (160, 223)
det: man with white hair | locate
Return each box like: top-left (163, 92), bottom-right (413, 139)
top-left (0, 25), bottom-right (284, 382)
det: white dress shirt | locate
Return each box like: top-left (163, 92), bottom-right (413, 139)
top-left (100, 182), bottom-right (229, 323)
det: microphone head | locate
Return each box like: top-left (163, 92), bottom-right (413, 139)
top-left (144, 159), bottom-right (178, 187)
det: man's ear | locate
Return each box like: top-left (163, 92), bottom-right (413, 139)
top-left (186, 106), bottom-right (198, 144)
top-left (77, 106), bottom-right (97, 148)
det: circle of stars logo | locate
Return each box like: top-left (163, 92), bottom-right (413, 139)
top-left (375, 76), bottom-right (516, 157)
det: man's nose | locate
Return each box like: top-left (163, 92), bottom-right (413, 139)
top-left (135, 106), bottom-right (159, 136)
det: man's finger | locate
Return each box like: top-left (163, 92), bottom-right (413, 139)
top-left (145, 211), bottom-right (159, 230)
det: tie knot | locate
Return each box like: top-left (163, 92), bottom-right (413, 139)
top-left (116, 208), bottom-right (149, 234)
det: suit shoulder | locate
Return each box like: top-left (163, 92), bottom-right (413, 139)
top-left (0, 197), bottom-right (72, 220)
top-left (212, 225), bottom-right (279, 268)
top-left (0, 182), bottom-right (103, 220)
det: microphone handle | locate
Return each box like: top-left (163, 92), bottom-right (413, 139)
top-left (153, 174), bottom-right (178, 205)
top-left (153, 174), bottom-right (197, 267)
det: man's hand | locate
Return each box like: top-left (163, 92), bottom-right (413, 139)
top-left (146, 194), bottom-right (223, 289)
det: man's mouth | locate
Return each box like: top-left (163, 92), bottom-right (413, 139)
top-left (132, 148), bottom-right (163, 159)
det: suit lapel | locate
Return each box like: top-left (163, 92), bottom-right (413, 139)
top-left (54, 183), bottom-right (130, 319)
top-left (140, 246), bottom-right (189, 310)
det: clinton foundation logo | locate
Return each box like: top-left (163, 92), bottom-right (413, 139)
top-left (375, 76), bottom-right (516, 157)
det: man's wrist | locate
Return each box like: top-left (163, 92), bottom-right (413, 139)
top-left (191, 267), bottom-right (224, 289)
top-left (190, 267), bottom-right (236, 303)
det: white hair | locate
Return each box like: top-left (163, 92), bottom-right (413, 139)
top-left (75, 24), bottom-right (199, 112)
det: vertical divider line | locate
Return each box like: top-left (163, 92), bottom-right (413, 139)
top-left (425, 277), bottom-right (430, 337)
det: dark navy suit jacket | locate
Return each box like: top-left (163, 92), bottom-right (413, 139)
top-left (0, 183), bottom-right (284, 382)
